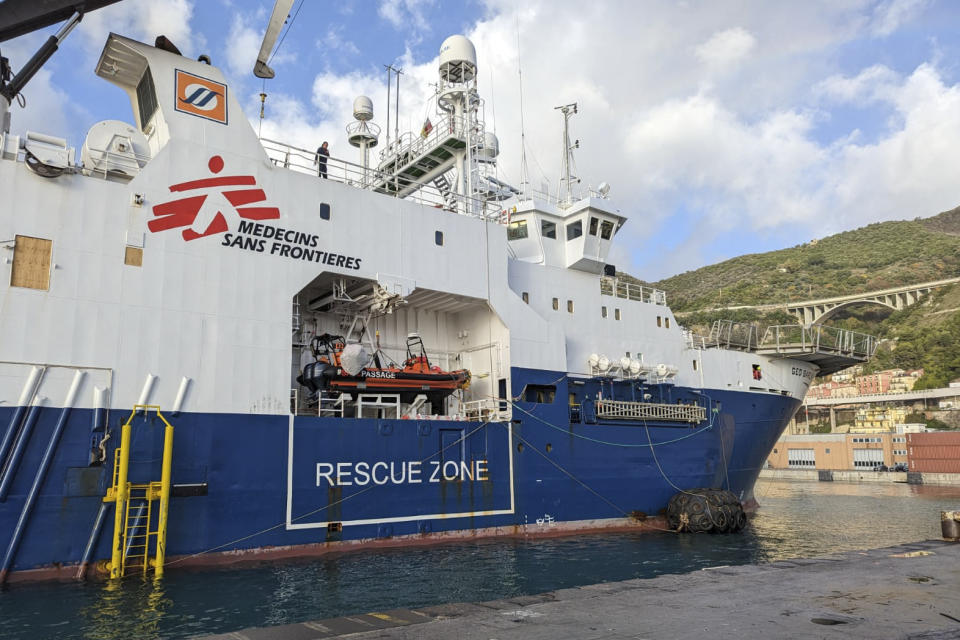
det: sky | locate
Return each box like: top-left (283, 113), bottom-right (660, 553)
top-left (3, 0), bottom-right (960, 281)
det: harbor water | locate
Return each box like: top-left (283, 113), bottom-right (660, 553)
top-left (2, 479), bottom-right (959, 639)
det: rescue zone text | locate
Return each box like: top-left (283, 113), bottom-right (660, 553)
top-left (316, 460), bottom-right (489, 487)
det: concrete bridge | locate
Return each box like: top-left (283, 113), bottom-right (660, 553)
top-left (707, 277), bottom-right (960, 325)
top-left (803, 385), bottom-right (960, 407)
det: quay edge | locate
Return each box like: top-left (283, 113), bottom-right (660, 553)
top-left (198, 539), bottom-right (960, 640)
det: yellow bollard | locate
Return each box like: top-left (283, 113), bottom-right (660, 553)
top-left (108, 420), bottom-right (132, 579)
top-left (154, 421), bottom-right (174, 577)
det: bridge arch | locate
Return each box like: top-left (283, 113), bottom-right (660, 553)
top-left (814, 299), bottom-right (897, 324)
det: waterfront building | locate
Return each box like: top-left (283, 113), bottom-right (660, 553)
top-left (768, 433), bottom-right (909, 470)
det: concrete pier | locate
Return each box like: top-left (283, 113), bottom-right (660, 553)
top-left (200, 540), bottom-right (960, 640)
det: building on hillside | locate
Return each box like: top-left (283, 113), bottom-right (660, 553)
top-left (768, 433), bottom-right (909, 470)
top-left (889, 369), bottom-right (924, 393)
top-left (853, 406), bottom-right (909, 432)
top-left (806, 380), bottom-right (857, 400)
top-left (856, 371), bottom-right (893, 395)
top-left (895, 423), bottom-right (927, 434)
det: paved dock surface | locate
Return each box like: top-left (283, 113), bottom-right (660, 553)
top-left (200, 540), bottom-right (960, 639)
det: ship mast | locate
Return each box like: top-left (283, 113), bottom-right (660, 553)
top-left (555, 102), bottom-right (579, 207)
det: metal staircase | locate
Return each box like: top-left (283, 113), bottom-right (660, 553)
top-left (371, 115), bottom-right (466, 198)
top-left (432, 172), bottom-right (459, 211)
top-left (103, 405), bottom-right (175, 578)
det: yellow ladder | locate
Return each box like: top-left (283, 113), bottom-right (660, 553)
top-left (103, 405), bottom-right (174, 578)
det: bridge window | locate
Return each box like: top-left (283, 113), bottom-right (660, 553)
top-left (656, 316), bottom-right (662, 327)
top-left (567, 300), bottom-right (574, 313)
top-left (136, 69), bottom-right (158, 131)
top-left (615, 308), bottom-right (621, 320)
top-left (435, 230), bottom-right (443, 246)
top-left (523, 384), bottom-right (556, 403)
top-left (566, 220), bottom-right (582, 240)
top-left (600, 220), bottom-right (614, 240)
top-left (542, 220), bottom-right (557, 239)
top-left (693, 360), bottom-right (698, 371)
top-left (552, 297), bottom-right (559, 310)
top-left (601, 306), bottom-right (607, 318)
top-left (522, 292), bottom-right (529, 304)
top-left (508, 220), bottom-right (528, 240)
top-left (589, 217), bottom-right (599, 236)
top-left (665, 317), bottom-right (670, 329)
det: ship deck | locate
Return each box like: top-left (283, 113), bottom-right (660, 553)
top-left (199, 539), bottom-right (960, 639)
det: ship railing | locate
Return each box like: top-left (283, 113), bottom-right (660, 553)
top-left (760, 324), bottom-right (878, 359)
top-left (80, 144), bottom-right (152, 180)
top-left (376, 113), bottom-right (468, 167)
top-left (595, 399), bottom-right (706, 423)
top-left (706, 320), bottom-right (759, 351)
top-left (599, 276), bottom-right (667, 305)
top-left (683, 329), bottom-right (710, 350)
top-left (259, 136), bottom-right (503, 221)
top-left (459, 398), bottom-right (510, 422)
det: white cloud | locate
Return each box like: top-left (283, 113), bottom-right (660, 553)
top-left (816, 64), bottom-right (901, 104)
top-left (378, 0), bottom-right (437, 39)
top-left (225, 13), bottom-right (263, 78)
top-left (81, 0), bottom-right (197, 56)
top-left (695, 27), bottom-right (757, 69)
top-left (870, 0), bottom-right (929, 37)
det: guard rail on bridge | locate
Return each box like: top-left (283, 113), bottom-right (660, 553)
top-left (756, 324), bottom-right (877, 375)
top-left (258, 137), bottom-right (505, 221)
top-left (686, 321), bottom-right (877, 375)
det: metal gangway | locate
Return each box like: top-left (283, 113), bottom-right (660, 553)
top-left (756, 325), bottom-right (877, 375)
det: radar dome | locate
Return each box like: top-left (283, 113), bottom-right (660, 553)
top-left (353, 96), bottom-right (374, 121)
top-left (439, 35), bottom-right (477, 82)
top-left (477, 132), bottom-right (499, 161)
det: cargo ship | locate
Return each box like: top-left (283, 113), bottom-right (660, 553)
top-left (0, 1), bottom-right (876, 582)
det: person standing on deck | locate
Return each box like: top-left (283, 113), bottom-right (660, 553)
top-left (315, 141), bottom-right (330, 178)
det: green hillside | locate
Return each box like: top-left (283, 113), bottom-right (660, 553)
top-left (651, 206), bottom-right (960, 313)
top-left (627, 205), bottom-right (960, 387)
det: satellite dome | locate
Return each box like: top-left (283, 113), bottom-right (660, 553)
top-left (439, 35), bottom-right (477, 83)
top-left (353, 96), bottom-right (374, 121)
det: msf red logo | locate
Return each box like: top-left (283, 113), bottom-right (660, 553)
top-left (149, 156), bottom-right (280, 241)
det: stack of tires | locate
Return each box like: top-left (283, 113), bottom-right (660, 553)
top-left (666, 488), bottom-right (747, 533)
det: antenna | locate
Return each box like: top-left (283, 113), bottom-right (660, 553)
top-left (555, 102), bottom-right (579, 206)
top-left (516, 14), bottom-right (529, 198)
top-left (383, 64), bottom-right (403, 154)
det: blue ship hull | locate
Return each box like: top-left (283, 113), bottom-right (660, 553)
top-left (0, 368), bottom-right (798, 580)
